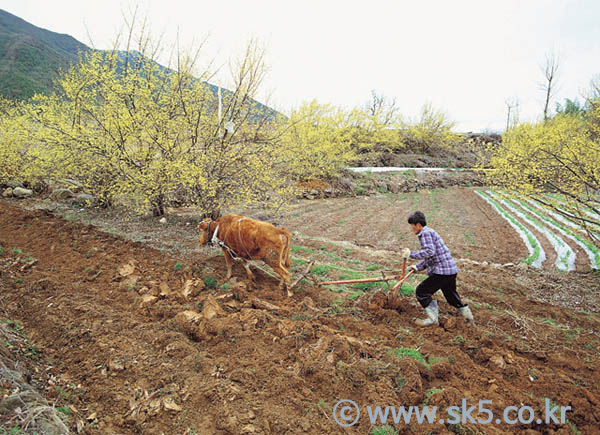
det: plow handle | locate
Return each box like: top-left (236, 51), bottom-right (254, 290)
top-left (391, 269), bottom-right (415, 291)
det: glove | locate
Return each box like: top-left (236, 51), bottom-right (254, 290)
top-left (408, 264), bottom-right (419, 273)
top-left (401, 247), bottom-right (411, 259)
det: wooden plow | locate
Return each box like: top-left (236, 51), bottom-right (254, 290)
top-left (320, 259), bottom-right (415, 303)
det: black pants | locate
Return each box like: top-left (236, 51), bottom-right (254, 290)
top-left (416, 273), bottom-right (465, 309)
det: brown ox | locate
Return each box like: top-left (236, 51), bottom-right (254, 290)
top-left (198, 214), bottom-right (293, 296)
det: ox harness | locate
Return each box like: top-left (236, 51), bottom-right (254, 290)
top-left (205, 218), bottom-right (253, 260)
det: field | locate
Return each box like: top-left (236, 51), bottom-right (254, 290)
top-left (1, 187), bottom-right (599, 434)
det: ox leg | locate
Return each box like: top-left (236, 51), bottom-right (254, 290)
top-left (266, 247), bottom-right (292, 297)
top-left (272, 263), bottom-right (292, 297)
top-left (243, 261), bottom-right (256, 282)
top-left (222, 248), bottom-right (233, 280)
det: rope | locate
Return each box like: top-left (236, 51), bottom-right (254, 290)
top-left (208, 221), bottom-right (241, 260)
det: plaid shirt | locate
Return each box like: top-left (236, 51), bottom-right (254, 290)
top-left (410, 226), bottom-right (459, 275)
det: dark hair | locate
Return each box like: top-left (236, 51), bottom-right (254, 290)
top-left (408, 211), bottom-right (427, 226)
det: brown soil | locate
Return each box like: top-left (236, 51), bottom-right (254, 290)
top-left (282, 188), bottom-right (528, 266)
top-left (1, 192), bottom-right (599, 434)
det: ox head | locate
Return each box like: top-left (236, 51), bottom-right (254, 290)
top-left (198, 218), bottom-right (212, 245)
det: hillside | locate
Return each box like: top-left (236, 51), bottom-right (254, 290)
top-left (0, 9), bottom-right (280, 121)
top-left (0, 9), bottom-right (87, 99)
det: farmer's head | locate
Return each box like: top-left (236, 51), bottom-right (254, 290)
top-left (408, 211), bottom-right (426, 234)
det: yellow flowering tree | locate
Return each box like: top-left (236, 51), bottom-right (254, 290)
top-left (403, 103), bottom-right (460, 153)
top-left (0, 98), bottom-right (27, 185)
top-left (24, 23), bottom-right (288, 216)
top-left (487, 101), bottom-right (600, 245)
top-left (349, 91), bottom-right (403, 154)
top-left (280, 100), bottom-right (357, 181)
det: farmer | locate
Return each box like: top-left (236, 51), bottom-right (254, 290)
top-left (401, 211), bottom-right (474, 326)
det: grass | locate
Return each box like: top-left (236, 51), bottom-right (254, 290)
top-left (354, 186), bottom-right (368, 196)
top-left (333, 268), bottom-right (402, 292)
top-left (0, 425), bottom-right (24, 434)
top-left (348, 290), bottom-right (365, 301)
top-left (391, 347), bottom-right (426, 364)
top-left (3, 320), bottom-right (23, 331)
top-left (563, 328), bottom-right (582, 341)
top-left (174, 262), bottom-right (184, 271)
top-left (398, 284), bottom-right (415, 296)
top-left (543, 398), bottom-right (579, 434)
top-left (423, 388), bottom-right (444, 405)
top-left (464, 233), bottom-right (475, 245)
top-left (371, 426), bottom-right (399, 435)
top-left (317, 399), bottom-right (331, 409)
top-left (328, 299), bottom-right (345, 314)
top-left (91, 270), bottom-right (103, 281)
top-left (24, 344), bottom-right (40, 359)
top-left (428, 356), bottom-right (448, 365)
top-left (56, 406), bottom-right (73, 416)
top-left (352, 281), bottom-right (380, 291)
top-left (203, 276), bottom-right (218, 289)
top-left (306, 399), bottom-right (332, 415)
top-left (322, 252), bottom-right (342, 261)
top-left (291, 245), bottom-right (316, 254)
top-left (394, 370), bottom-right (406, 391)
top-left (311, 264), bottom-right (335, 276)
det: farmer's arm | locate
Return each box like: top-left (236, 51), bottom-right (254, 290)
top-left (409, 232), bottom-right (436, 271)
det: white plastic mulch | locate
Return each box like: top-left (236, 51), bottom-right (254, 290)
top-left (487, 191), bottom-right (575, 271)
top-left (475, 190), bottom-right (545, 268)
top-left (548, 195), bottom-right (600, 234)
top-left (523, 198), bottom-right (599, 269)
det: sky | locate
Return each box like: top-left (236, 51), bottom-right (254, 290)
top-left (3, 0), bottom-right (600, 132)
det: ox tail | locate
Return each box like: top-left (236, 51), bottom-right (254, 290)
top-left (281, 232), bottom-right (291, 269)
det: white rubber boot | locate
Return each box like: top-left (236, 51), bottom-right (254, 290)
top-left (458, 305), bottom-right (474, 325)
top-left (415, 300), bottom-right (438, 326)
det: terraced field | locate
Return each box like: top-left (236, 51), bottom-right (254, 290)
top-left (1, 188), bottom-right (599, 434)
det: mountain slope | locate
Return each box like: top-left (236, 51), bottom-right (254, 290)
top-left (0, 9), bottom-right (281, 120)
top-left (0, 9), bottom-right (89, 99)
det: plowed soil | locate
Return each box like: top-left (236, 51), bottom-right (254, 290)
top-left (1, 189), bottom-right (599, 434)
